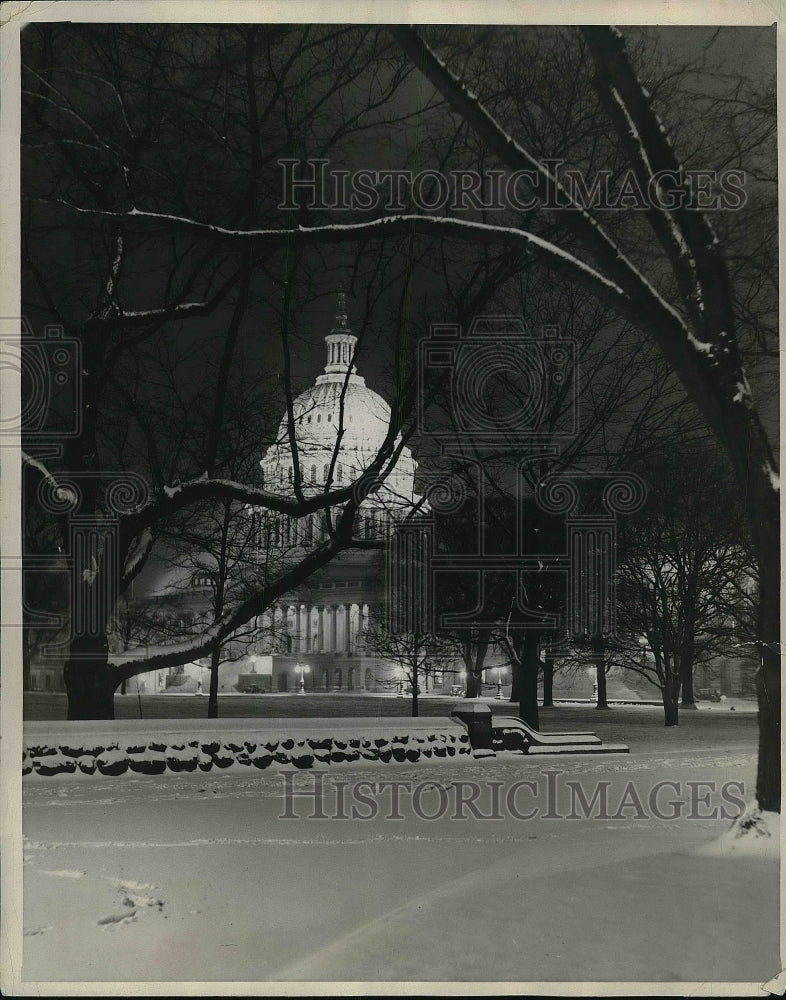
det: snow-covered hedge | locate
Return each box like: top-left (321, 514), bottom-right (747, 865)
top-left (23, 730), bottom-right (470, 778)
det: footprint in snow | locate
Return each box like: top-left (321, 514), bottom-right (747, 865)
top-left (98, 911), bottom-right (137, 929)
top-left (122, 892), bottom-right (164, 910)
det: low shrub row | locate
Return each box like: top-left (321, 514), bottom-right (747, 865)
top-left (23, 730), bottom-right (470, 777)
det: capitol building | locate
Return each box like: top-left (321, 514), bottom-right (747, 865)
top-left (241, 291), bottom-right (427, 693)
top-left (107, 293), bottom-right (434, 697)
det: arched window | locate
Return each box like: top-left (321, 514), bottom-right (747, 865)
top-left (317, 414), bottom-right (321, 423)
top-left (337, 463), bottom-right (343, 482)
top-left (311, 464), bottom-right (317, 483)
top-left (323, 463), bottom-right (330, 482)
top-left (327, 413), bottom-right (332, 423)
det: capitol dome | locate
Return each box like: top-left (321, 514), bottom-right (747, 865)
top-left (260, 292), bottom-right (421, 522)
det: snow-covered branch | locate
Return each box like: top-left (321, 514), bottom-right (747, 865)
top-left (581, 27), bottom-right (741, 364)
top-left (120, 526), bottom-right (154, 591)
top-left (113, 521), bottom-right (354, 683)
top-left (21, 451), bottom-right (78, 505)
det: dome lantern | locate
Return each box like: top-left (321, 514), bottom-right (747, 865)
top-left (320, 289), bottom-right (364, 385)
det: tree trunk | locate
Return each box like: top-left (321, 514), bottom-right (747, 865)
top-left (469, 629), bottom-right (489, 698)
top-left (411, 666), bottom-right (419, 718)
top-left (679, 643), bottom-right (697, 709)
top-left (542, 652), bottom-right (554, 707)
top-left (63, 634), bottom-right (116, 720)
top-left (662, 667), bottom-right (680, 727)
top-left (592, 636), bottom-right (609, 709)
top-left (208, 648), bottom-right (220, 718)
top-left (517, 632), bottom-right (540, 730)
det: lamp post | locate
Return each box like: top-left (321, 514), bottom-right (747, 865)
top-left (295, 662), bottom-right (310, 694)
top-left (495, 667), bottom-right (505, 700)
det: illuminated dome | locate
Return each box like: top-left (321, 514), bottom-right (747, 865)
top-left (260, 292), bottom-right (420, 513)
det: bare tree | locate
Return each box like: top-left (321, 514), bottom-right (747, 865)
top-left (362, 608), bottom-right (457, 718)
top-left (22, 24), bottom-right (778, 816)
top-left (615, 444), bottom-right (753, 724)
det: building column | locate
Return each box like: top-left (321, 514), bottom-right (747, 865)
top-left (343, 604), bottom-right (351, 653)
top-left (329, 605), bottom-right (337, 652)
top-left (273, 605), bottom-right (283, 653)
top-left (317, 606), bottom-right (325, 652)
top-left (300, 603), bottom-right (309, 653)
top-left (334, 604), bottom-right (345, 654)
top-left (361, 603), bottom-right (369, 642)
top-left (349, 603), bottom-right (360, 653)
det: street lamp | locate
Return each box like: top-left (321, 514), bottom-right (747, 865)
top-left (495, 667), bottom-right (505, 700)
top-left (295, 662), bottom-right (310, 694)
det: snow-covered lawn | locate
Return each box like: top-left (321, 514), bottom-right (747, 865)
top-left (21, 730), bottom-right (778, 987)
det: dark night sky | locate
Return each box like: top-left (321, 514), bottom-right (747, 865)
top-left (22, 21), bottom-right (778, 472)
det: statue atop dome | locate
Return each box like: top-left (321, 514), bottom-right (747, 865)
top-left (333, 288), bottom-right (348, 330)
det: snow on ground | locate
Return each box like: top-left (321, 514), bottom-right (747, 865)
top-left (696, 806), bottom-right (780, 859)
top-left (20, 723), bottom-right (779, 987)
